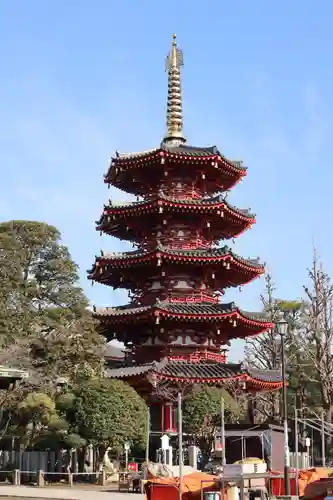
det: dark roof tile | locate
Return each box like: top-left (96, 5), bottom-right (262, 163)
top-left (105, 344), bottom-right (125, 359)
top-left (94, 301), bottom-right (271, 324)
top-left (105, 363), bottom-right (154, 378)
top-left (96, 245), bottom-right (262, 270)
top-left (246, 366), bottom-right (282, 382)
top-left (110, 144), bottom-right (246, 172)
top-left (101, 193), bottom-right (255, 220)
top-left (162, 144), bottom-right (219, 157)
top-left (105, 359), bottom-right (282, 383)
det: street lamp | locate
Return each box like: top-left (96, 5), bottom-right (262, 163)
top-left (124, 442), bottom-right (130, 471)
top-left (276, 317), bottom-right (290, 496)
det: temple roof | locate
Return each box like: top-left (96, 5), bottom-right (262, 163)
top-left (100, 193), bottom-right (255, 220)
top-left (106, 145), bottom-right (246, 194)
top-left (97, 193), bottom-right (255, 242)
top-left (0, 366), bottom-right (28, 389)
top-left (93, 300), bottom-right (270, 324)
top-left (113, 143), bottom-right (245, 171)
top-left (105, 344), bottom-right (125, 360)
top-left (105, 358), bottom-right (282, 389)
top-left (116, 144), bottom-right (218, 159)
top-left (93, 245), bottom-right (262, 270)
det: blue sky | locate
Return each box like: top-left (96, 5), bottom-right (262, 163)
top-left (1, 1), bottom-right (333, 360)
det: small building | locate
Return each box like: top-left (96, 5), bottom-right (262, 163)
top-left (0, 366), bottom-right (28, 390)
top-left (213, 424), bottom-right (285, 471)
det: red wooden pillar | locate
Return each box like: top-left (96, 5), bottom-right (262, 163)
top-left (160, 402), bottom-right (176, 433)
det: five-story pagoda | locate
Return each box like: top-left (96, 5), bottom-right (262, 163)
top-left (89, 35), bottom-right (282, 437)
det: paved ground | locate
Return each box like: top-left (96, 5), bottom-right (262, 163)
top-left (0, 485), bottom-right (144, 499)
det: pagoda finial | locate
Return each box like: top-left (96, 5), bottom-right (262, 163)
top-left (163, 34), bottom-right (186, 144)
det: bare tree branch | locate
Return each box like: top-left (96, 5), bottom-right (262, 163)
top-left (299, 248), bottom-right (333, 422)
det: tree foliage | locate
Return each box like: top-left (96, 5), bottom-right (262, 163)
top-left (0, 220), bottom-right (147, 458)
top-left (14, 392), bottom-right (63, 449)
top-left (58, 378), bottom-right (148, 453)
top-left (0, 220), bottom-right (104, 395)
top-left (245, 253), bottom-right (333, 445)
top-left (245, 273), bottom-right (304, 422)
top-left (298, 249), bottom-right (333, 423)
top-left (27, 313), bottom-right (105, 390)
top-left (0, 221), bottom-right (88, 334)
top-left (183, 386), bottom-right (243, 464)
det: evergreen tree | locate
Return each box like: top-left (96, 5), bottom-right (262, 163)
top-left (183, 386), bottom-right (243, 466)
top-left (57, 378), bottom-right (148, 464)
top-left (0, 220), bottom-right (104, 394)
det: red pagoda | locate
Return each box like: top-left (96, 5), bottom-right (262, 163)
top-left (89, 35), bottom-right (282, 437)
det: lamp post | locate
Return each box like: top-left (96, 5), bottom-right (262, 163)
top-left (221, 397), bottom-right (226, 467)
top-left (124, 442), bottom-right (130, 471)
top-left (295, 406), bottom-right (299, 497)
top-left (145, 406), bottom-right (150, 463)
top-left (276, 317), bottom-right (290, 496)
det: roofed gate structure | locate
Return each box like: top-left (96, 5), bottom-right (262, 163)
top-left (89, 35), bottom-right (282, 446)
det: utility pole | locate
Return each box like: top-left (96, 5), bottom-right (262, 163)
top-left (277, 318), bottom-right (290, 496)
top-left (295, 407), bottom-right (299, 497)
top-left (221, 397), bottom-right (226, 467)
top-left (124, 442), bottom-right (130, 471)
top-left (178, 391), bottom-right (183, 500)
top-left (145, 407), bottom-right (150, 463)
top-left (321, 411), bottom-right (326, 467)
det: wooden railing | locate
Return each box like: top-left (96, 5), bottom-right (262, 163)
top-left (169, 350), bottom-right (227, 363)
top-left (168, 238), bottom-right (211, 250)
top-left (167, 187), bottom-right (203, 200)
top-left (168, 291), bottom-right (219, 304)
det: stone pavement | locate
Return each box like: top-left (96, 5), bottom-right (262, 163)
top-left (0, 485), bottom-right (144, 499)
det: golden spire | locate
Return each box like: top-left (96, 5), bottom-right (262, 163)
top-left (164, 34), bottom-right (186, 144)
